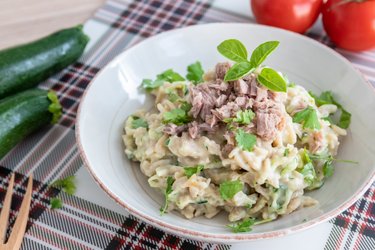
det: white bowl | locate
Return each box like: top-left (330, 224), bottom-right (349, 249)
top-left (76, 23), bottom-right (375, 243)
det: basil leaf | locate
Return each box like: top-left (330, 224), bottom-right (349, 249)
top-left (217, 39), bottom-right (248, 62)
top-left (227, 218), bottom-right (255, 233)
top-left (184, 164), bottom-right (204, 178)
top-left (293, 106), bottom-right (321, 130)
top-left (219, 180), bottom-right (243, 200)
top-left (163, 108), bottom-right (191, 125)
top-left (224, 61), bottom-right (253, 81)
top-left (186, 61), bottom-right (204, 84)
top-left (180, 101), bottom-right (192, 112)
top-left (250, 41), bottom-right (279, 68)
top-left (160, 176), bottom-right (174, 215)
top-left (131, 117), bottom-right (148, 129)
top-left (235, 129), bottom-right (257, 152)
top-left (257, 68), bottom-right (287, 92)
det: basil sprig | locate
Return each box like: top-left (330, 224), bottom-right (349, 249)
top-left (217, 39), bottom-right (286, 92)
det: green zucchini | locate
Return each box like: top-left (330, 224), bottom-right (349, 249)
top-left (0, 89), bottom-right (62, 159)
top-left (0, 25), bottom-right (89, 99)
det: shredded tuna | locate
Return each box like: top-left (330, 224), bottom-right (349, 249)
top-left (233, 79), bottom-right (249, 96)
top-left (164, 124), bottom-right (188, 136)
top-left (215, 62), bottom-right (231, 80)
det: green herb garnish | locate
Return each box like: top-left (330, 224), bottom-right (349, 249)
top-left (234, 109), bottom-right (255, 125)
top-left (257, 68), bottom-right (287, 92)
top-left (131, 117), bottom-right (148, 129)
top-left (50, 197), bottom-right (63, 209)
top-left (160, 176), bottom-right (174, 215)
top-left (186, 61), bottom-right (204, 84)
top-left (184, 164), bottom-right (204, 178)
top-left (141, 69), bottom-right (185, 91)
top-left (235, 129), bottom-right (257, 152)
top-left (51, 176), bottom-right (76, 195)
top-left (163, 108), bottom-right (191, 125)
top-left (217, 39), bottom-right (286, 92)
top-left (227, 218), bottom-right (255, 233)
top-left (284, 148), bottom-right (289, 157)
top-left (219, 180), bottom-right (243, 200)
top-left (293, 106), bottom-right (321, 130)
top-left (309, 91), bottom-right (351, 129)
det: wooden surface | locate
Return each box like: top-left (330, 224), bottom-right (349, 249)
top-left (0, 0), bottom-right (106, 50)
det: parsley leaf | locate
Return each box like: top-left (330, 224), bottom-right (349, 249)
top-left (293, 106), bottom-right (321, 130)
top-left (163, 108), bottom-right (191, 125)
top-left (186, 61), bottom-right (204, 84)
top-left (51, 176), bottom-right (76, 195)
top-left (235, 129), bottom-right (257, 152)
top-left (219, 180), bottom-right (243, 200)
top-left (50, 197), bottom-right (63, 209)
top-left (323, 160), bottom-right (334, 178)
top-left (284, 148), bottom-right (289, 157)
top-left (141, 79), bottom-right (164, 91)
top-left (184, 165), bottom-right (204, 178)
top-left (131, 117), bottom-right (148, 129)
top-left (309, 91), bottom-right (351, 129)
top-left (234, 109), bottom-right (255, 125)
top-left (141, 69), bottom-right (184, 91)
top-left (180, 101), bottom-right (192, 112)
top-left (157, 69), bottom-right (185, 83)
top-left (227, 218), bottom-right (255, 233)
top-left (160, 177), bottom-right (174, 215)
top-left (299, 150), bottom-right (317, 186)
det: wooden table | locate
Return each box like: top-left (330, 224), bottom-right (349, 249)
top-left (0, 0), bottom-right (105, 50)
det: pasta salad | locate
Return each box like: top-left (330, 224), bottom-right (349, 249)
top-left (122, 39), bottom-right (352, 232)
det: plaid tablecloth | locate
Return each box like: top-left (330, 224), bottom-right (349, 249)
top-left (0, 0), bottom-right (374, 249)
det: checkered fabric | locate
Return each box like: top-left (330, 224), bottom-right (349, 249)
top-left (0, 0), bottom-right (374, 249)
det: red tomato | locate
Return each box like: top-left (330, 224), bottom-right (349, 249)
top-left (251, 0), bottom-right (322, 33)
top-left (322, 0), bottom-right (375, 51)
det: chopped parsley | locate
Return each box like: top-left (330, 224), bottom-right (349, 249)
top-left (235, 129), bottom-right (257, 152)
top-left (309, 90), bottom-right (351, 129)
top-left (299, 150), bottom-right (317, 186)
top-left (51, 176), bottom-right (76, 195)
top-left (141, 69), bottom-right (185, 91)
top-left (219, 180), bottom-right (243, 201)
top-left (160, 176), bottom-right (174, 215)
top-left (180, 101), bottom-right (192, 112)
top-left (131, 117), bottom-right (148, 129)
top-left (227, 218), bottom-right (255, 233)
top-left (225, 109), bottom-right (255, 125)
top-left (186, 61), bottom-right (204, 84)
top-left (50, 176), bottom-right (77, 209)
top-left (184, 164), bottom-right (204, 178)
top-left (163, 108), bottom-right (191, 125)
top-left (293, 106), bottom-right (321, 130)
top-left (50, 197), bottom-right (63, 209)
top-left (284, 148), bottom-right (289, 157)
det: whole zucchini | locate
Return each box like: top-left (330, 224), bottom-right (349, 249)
top-left (0, 89), bottom-right (62, 159)
top-left (0, 25), bottom-right (89, 99)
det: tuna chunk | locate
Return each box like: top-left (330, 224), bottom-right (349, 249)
top-left (215, 62), bottom-right (231, 80)
top-left (256, 112), bottom-right (282, 141)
